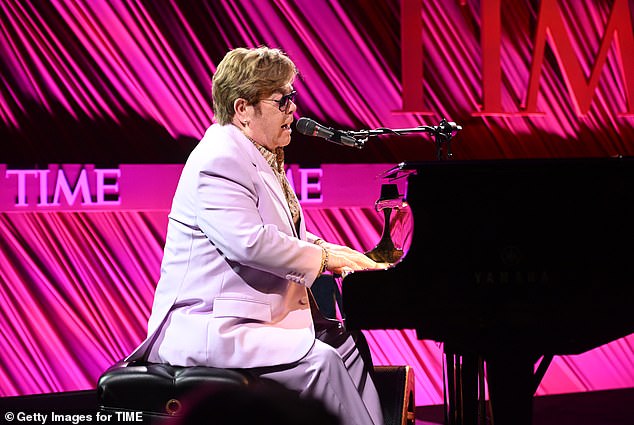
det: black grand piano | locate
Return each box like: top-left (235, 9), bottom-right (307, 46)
top-left (342, 158), bottom-right (634, 425)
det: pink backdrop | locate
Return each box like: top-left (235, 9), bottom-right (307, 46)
top-left (2, 0), bottom-right (634, 406)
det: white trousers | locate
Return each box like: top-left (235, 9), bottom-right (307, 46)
top-left (252, 335), bottom-right (384, 425)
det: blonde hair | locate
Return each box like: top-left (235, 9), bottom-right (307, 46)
top-left (212, 46), bottom-right (297, 125)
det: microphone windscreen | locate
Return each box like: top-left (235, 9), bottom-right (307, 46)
top-left (296, 117), bottom-right (316, 136)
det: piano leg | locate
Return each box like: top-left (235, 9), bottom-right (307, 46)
top-left (461, 355), bottom-right (479, 425)
top-left (486, 354), bottom-right (535, 425)
top-left (444, 350), bottom-right (480, 425)
top-left (445, 352), bottom-right (456, 425)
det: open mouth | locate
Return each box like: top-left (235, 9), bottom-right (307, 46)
top-left (281, 123), bottom-right (291, 130)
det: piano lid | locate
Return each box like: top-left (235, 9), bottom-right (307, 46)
top-left (343, 157), bottom-right (634, 355)
top-left (389, 157), bottom-right (634, 271)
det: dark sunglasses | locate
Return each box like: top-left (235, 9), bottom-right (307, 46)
top-left (261, 90), bottom-right (297, 113)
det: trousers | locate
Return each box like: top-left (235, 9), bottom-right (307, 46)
top-left (251, 334), bottom-right (384, 425)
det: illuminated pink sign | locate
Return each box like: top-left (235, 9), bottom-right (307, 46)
top-left (0, 164), bottom-right (395, 211)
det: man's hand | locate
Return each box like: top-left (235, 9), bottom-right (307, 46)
top-left (318, 241), bottom-right (378, 275)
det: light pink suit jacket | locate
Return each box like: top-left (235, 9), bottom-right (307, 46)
top-left (127, 123), bottom-right (323, 368)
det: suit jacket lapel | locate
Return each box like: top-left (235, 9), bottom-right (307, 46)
top-left (258, 167), bottom-right (298, 237)
top-left (234, 132), bottom-right (299, 238)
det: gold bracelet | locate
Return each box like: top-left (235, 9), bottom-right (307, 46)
top-left (320, 247), bottom-right (329, 274)
top-left (314, 238), bottom-right (325, 247)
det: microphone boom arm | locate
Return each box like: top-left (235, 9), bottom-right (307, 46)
top-left (342, 118), bottom-right (462, 160)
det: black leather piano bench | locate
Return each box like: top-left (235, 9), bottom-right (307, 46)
top-left (374, 365), bottom-right (416, 425)
top-left (98, 360), bottom-right (415, 425)
top-left (97, 360), bottom-right (254, 423)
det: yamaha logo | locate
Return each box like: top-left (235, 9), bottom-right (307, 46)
top-left (474, 271), bottom-right (550, 286)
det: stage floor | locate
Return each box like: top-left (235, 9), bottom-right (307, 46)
top-left (1, 387), bottom-right (633, 424)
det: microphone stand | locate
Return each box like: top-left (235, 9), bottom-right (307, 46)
top-left (343, 118), bottom-right (462, 160)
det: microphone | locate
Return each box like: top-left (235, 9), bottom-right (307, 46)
top-left (295, 117), bottom-right (359, 148)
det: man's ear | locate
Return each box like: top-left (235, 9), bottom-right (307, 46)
top-left (233, 98), bottom-right (251, 125)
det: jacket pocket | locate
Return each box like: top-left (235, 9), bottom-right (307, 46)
top-left (212, 297), bottom-right (272, 322)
